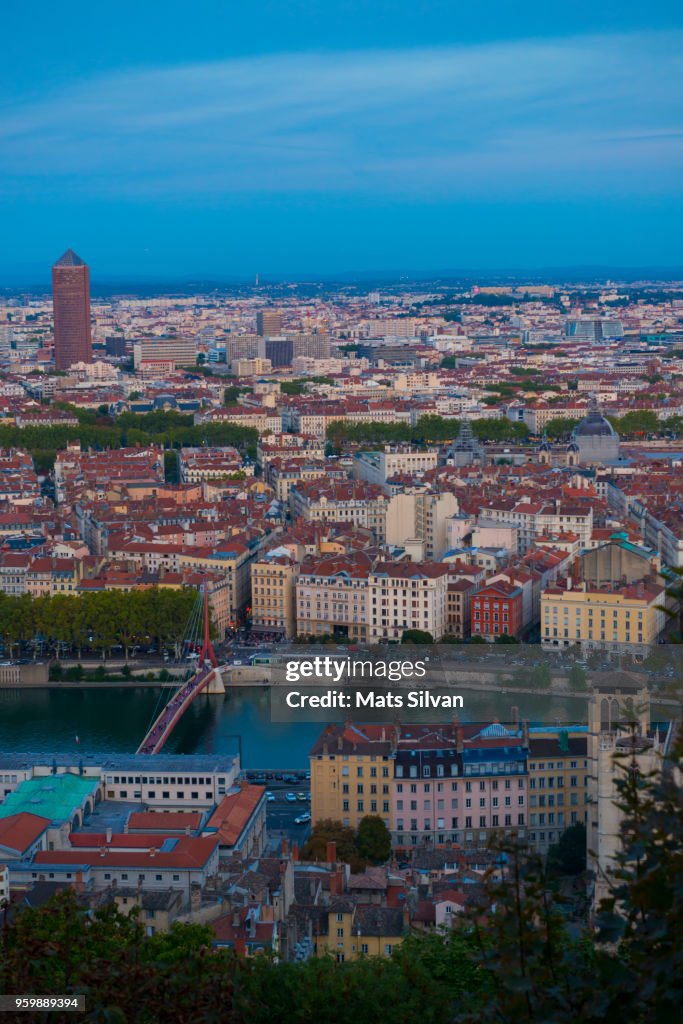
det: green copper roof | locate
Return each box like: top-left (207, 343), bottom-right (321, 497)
top-left (0, 773), bottom-right (99, 825)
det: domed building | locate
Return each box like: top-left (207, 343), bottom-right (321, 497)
top-left (536, 396), bottom-right (621, 468)
top-left (571, 396), bottom-right (620, 465)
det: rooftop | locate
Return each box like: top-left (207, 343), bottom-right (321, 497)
top-left (0, 774), bottom-right (99, 825)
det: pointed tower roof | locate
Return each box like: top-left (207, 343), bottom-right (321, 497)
top-left (53, 249), bottom-right (86, 268)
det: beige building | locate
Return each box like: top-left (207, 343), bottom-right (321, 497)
top-left (353, 446), bottom-right (439, 487)
top-left (368, 562), bottom-right (450, 642)
top-left (290, 481), bottom-right (390, 543)
top-left (541, 577), bottom-right (669, 657)
top-left (133, 337), bottom-right (197, 370)
top-left (251, 551), bottom-right (300, 638)
top-left (385, 489), bottom-right (460, 560)
top-left (295, 554), bottom-right (372, 641)
top-left (231, 357), bottom-right (272, 377)
top-left (527, 735), bottom-right (589, 854)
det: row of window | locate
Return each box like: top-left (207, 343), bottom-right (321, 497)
top-left (108, 775), bottom-right (225, 785)
top-left (394, 812), bottom-right (525, 832)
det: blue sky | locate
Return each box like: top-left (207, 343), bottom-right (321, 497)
top-left (1, 1), bottom-right (682, 280)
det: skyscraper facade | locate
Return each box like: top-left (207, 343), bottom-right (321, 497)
top-left (52, 249), bottom-right (92, 370)
top-left (256, 310), bottom-right (283, 337)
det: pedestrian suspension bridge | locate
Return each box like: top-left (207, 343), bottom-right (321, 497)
top-left (137, 586), bottom-right (223, 755)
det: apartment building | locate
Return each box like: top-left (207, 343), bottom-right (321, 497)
top-left (133, 338), bottom-right (197, 370)
top-left (368, 562), bottom-right (450, 642)
top-left (446, 577), bottom-right (479, 639)
top-left (178, 447), bottom-right (248, 483)
top-left (24, 557), bottom-right (80, 597)
top-left (267, 460), bottom-right (344, 502)
top-left (479, 499), bottom-right (593, 554)
top-left (317, 903), bottom-right (405, 962)
top-left (251, 551), bottom-right (300, 638)
top-left (541, 577), bottom-right (668, 656)
top-left (352, 446), bottom-right (439, 487)
top-left (527, 735), bottom-right (589, 852)
top-left (309, 724), bottom-right (393, 831)
top-left (290, 481), bottom-right (390, 543)
top-left (385, 489), bottom-right (460, 559)
top-left (471, 581), bottom-right (525, 641)
top-left (391, 722), bottom-right (528, 849)
top-left (295, 554), bottom-right (372, 641)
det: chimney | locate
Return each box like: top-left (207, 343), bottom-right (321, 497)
top-left (456, 727), bottom-right (464, 753)
top-left (291, 842), bottom-right (299, 862)
top-left (326, 841), bottom-right (337, 865)
top-left (280, 837), bottom-right (289, 857)
top-left (522, 720), bottom-right (529, 747)
top-left (330, 864), bottom-right (344, 895)
top-left (232, 909), bottom-right (240, 929)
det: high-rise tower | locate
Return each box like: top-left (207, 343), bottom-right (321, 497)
top-left (52, 249), bottom-right (92, 370)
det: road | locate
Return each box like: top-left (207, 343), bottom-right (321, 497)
top-left (262, 778), bottom-right (312, 850)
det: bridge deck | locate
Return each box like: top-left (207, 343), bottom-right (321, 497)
top-left (137, 664), bottom-right (218, 755)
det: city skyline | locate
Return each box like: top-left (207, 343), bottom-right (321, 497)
top-left (1, 1), bottom-right (682, 278)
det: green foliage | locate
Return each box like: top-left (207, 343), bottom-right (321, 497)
top-left (164, 450), bottom-right (179, 483)
top-left (529, 663), bottom-right (551, 687)
top-left (568, 663), bottom-right (588, 690)
top-left (0, 410), bottom-right (258, 465)
top-left (278, 376), bottom-right (331, 391)
top-left (0, 587), bottom-right (198, 658)
top-left (302, 818), bottom-right (362, 868)
top-left (401, 629), bottom-right (434, 644)
top-left (547, 822), bottom-right (587, 875)
top-left (544, 416), bottom-right (582, 438)
top-left (326, 415), bottom-right (528, 450)
top-left (611, 409), bottom-right (659, 436)
top-left (356, 815), bottom-right (392, 864)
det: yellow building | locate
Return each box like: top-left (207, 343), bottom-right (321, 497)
top-left (310, 724), bottom-right (393, 831)
top-left (527, 734), bottom-right (589, 853)
top-left (250, 553), bottom-right (300, 638)
top-left (25, 557), bottom-right (80, 597)
top-left (541, 577), bottom-right (668, 658)
top-left (317, 901), bottom-right (406, 962)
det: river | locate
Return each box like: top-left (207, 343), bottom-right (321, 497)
top-left (0, 686), bottom-right (590, 769)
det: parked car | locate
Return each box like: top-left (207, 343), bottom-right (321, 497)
top-left (297, 792), bottom-right (307, 801)
top-left (285, 792), bottom-right (297, 803)
top-left (294, 813), bottom-right (311, 825)
top-left (266, 792), bottom-right (275, 802)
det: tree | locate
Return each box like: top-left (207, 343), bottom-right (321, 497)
top-left (356, 815), bottom-right (391, 864)
top-left (568, 664), bottom-right (588, 691)
top-left (302, 819), bottom-right (360, 867)
top-left (614, 410), bottom-right (659, 437)
top-left (401, 629), bottom-right (434, 644)
top-left (547, 822), bottom-right (586, 875)
top-left (494, 633), bottom-right (519, 645)
top-left (530, 663), bottom-right (551, 687)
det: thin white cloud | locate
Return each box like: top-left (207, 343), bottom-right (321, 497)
top-left (1, 32), bottom-right (681, 200)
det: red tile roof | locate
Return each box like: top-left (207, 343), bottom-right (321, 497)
top-left (0, 813), bottom-right (52, 856)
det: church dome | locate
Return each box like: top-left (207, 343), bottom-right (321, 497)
top-left (572, 409), bottom-right (618, 439)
